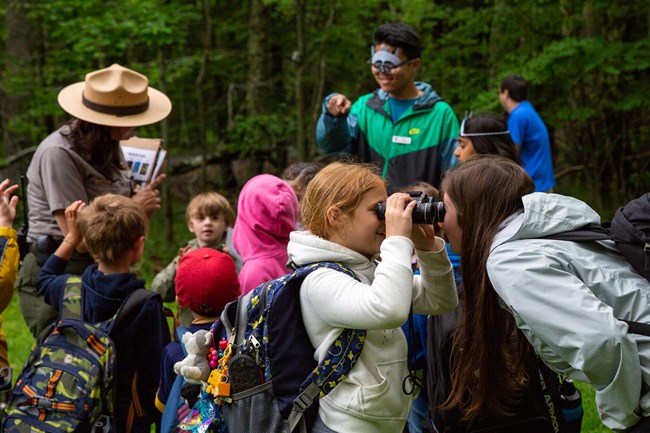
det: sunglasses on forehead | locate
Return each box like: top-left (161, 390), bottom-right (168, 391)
top-left (459, 112), bottom-right (511, 137)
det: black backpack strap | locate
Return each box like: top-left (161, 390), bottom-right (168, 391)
top-left (540, 224), bottom-right (611, 242)
top-left (233, 290), bottom-right (256, 348)
top-left (540, 225), bottom-right (650, 336)
top-left (107, 289), bottom-right (160, 334)
top-left (622, 320), bottom-right (650, 337)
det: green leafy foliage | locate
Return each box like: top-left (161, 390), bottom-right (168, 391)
top-left (0, 0), bottom-right (647, 203)
top-left (0, 3), bottom-right (646, 432)
top-left (223, 113), bottom-right (296, 157)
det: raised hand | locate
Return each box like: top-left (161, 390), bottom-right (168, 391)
top-left (326, 94), bottom-right (352, 117)
top-left (63, 200), bottom-right (87, 247)
top-left (0, 179), bottom-right (19, 229)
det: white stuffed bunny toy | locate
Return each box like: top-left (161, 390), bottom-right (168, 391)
top-left (173, 330), bottom-right (213, 384)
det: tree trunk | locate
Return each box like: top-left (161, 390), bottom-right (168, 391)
top-left (559, 0), bottom-right (575, 38)
top-left (487, 0), bottom-right (506, 82)
top-left (307, 0), bottom-right (336, 158)
top-left (294, 0), bottom-right (306, 160)
top-left (196, 0), bottom-right (213, 189)
top-left (1, 0), bottom-right (33, 181)
top-left (158, 47), bottom-right (174, 244)
top-left (246, 0), bottom-right (265, 116)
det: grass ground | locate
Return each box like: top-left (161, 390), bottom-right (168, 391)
top-left (2, 211), bottom-right (613, 432)
top-left (3, 295), bottom-right (612, 432)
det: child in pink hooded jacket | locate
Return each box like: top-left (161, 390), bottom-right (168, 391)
top-left (233, 174), bottom-right (298, 294)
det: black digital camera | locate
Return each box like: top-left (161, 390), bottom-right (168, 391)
top-left (375, 191), bottom-right (446, 224)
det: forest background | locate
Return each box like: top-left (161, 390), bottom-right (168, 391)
top-left (0, 1), bottom-right (649, 432)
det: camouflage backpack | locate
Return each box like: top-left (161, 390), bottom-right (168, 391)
top-left (2, 276), bottom-right (154, 433)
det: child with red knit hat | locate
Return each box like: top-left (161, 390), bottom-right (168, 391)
top-left (155, 248), bottom-right (240, 418)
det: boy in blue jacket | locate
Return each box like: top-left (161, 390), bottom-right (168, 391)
top-left (36, 194), bottom-right (170, 433)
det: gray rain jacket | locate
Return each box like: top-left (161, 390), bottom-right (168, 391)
top-left (488, 192), bottom-right (650, 431)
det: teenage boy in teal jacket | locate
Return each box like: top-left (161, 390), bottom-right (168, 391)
top-left (317, 22), bottom-right (459, 190)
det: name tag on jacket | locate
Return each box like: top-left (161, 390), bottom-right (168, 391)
top-left (392, 136), bottom-right (412, 145)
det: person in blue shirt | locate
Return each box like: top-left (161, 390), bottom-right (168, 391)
top-left (499, 75), bottom-right (555, 192)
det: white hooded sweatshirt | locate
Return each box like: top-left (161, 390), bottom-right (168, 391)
top-left (287, 232), bottom-right (457, 433)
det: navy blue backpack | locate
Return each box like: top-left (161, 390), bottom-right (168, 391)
top-left (179, 262), bottom-right (365, 433)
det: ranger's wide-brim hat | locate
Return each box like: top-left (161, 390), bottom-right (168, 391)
top-left (57, 63), bottom-right (172, 127)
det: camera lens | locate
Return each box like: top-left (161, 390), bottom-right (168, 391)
top-left (433, 201), bottom-right (446, 222)
top-left (412, 203), bottom-right (430, 225)
top-left (376, 200), bottom-right (445, 224)
top-left (375, 202), bottom-right (386, 220)
top-left (412, 201), bottom-right (446, 224)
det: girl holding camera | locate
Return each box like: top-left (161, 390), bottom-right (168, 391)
top-left (287, 161), bottom-right (457, 433)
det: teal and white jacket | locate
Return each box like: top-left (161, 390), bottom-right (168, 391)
top-left (488, 192), bottom-right (650, 431)
top-left (316, 82), bottom-right (458, 190)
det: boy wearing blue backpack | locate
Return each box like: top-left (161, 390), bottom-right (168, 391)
top-left (35, 194), bottom-right (170, 433)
